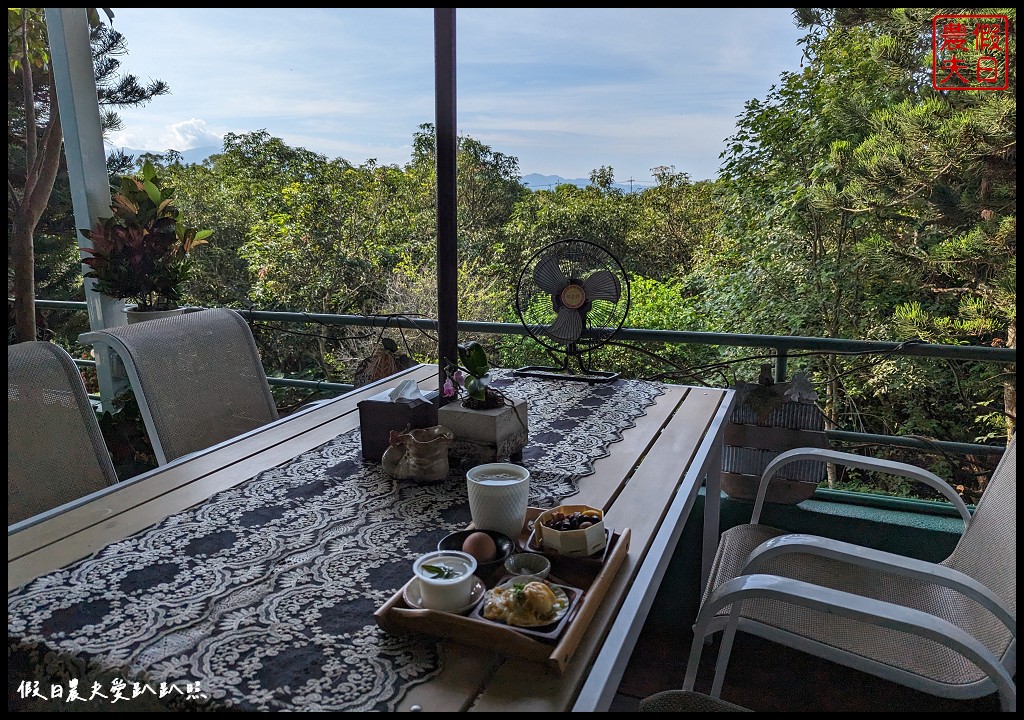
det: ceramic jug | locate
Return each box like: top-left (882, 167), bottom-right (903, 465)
top-left (381, 425), bottom-right (455, 482)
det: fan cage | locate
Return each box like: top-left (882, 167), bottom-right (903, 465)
top-left (513, 239), bottom-right (630, 381)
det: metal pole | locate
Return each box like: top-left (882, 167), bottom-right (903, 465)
top-left (434, 8), bottom-right (458, 403)
top-left (774, 349), bottom-right (789, 383)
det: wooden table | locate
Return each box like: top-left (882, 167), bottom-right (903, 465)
top-left (8, 365), bottom-right (733, 712)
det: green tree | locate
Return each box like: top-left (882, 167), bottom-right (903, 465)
top-left (632, 166), bottom-right (725, 280)
top-left (408, 123), bottom-right (528, 268)
top-left (231, 135), bottom-right (430, 379)
top-left (588, 166), bottom-right (615, 190)
top-left (708, 7), bottom-right (1015, 447)
top-left (817, 7), bottom-right (1016, 439)
top-left (169, 131), bottom-right (338, 310)
top-left (158, 128), bottom-right (529, 386)
top-left (8, 8), bottom-right (168, 341)
top-left (503, 178), bottom-right (638, 285)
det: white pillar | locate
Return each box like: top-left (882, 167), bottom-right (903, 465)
top-left (45, 7), bottom-right (127, 409)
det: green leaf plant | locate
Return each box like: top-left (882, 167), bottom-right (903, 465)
top-left (442, 340), bottom-right (506, 410)
top-left (80, 160), bottom-right (212, 311)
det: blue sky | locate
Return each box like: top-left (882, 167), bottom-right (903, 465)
top-left (104, 8), bottom-right (808, 186)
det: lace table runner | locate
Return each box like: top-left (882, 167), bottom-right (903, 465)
top-left (8, 371), bottom-right (664, 711)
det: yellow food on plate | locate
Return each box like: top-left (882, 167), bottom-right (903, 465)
top-left (482, 580), bottom-right (565, 627)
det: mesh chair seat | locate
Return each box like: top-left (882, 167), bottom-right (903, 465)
top-left (639, 689), bottom-right (753, 712)
top-left (80, 308), bottom-right (279, 465)
top-left (8, 341), bottom-right (119, 525)
top-left (687, 436), bottom-right (1016, 709)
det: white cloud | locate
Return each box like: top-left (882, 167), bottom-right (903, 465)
top-left (102, 8), bottom-right (805, 183)
top-left (107, 118), bottom-right (222, 152)
top-left (164, 118), bottom-right (222, 150)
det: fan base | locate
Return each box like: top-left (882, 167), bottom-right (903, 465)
top-left (512, 366), bottom-right (619, 384)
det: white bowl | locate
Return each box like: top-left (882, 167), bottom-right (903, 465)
top-left (403, 575), bottom-right (485, 615)
top-left (504, 552), bottom-right (551, 580)
top-left (412, 550), bottom-right (478, 612)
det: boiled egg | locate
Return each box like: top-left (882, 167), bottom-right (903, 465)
top-left (462, 531), bottom-right (497, 563)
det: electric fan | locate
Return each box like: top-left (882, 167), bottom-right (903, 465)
top-left (513, 239), bottom-right (630, 382)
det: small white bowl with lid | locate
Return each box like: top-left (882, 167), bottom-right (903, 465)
top-left (412, 550), bottom-right (478, 611)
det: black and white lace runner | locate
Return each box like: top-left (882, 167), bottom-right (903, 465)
top-left (8, 371), bottom-right (664, 712)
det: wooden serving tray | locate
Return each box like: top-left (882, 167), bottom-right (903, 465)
top-left (374, 508), bottom-right (630, 673)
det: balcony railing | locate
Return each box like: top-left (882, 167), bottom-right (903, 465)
top-left (28, 298), bottom-right (1016, 459)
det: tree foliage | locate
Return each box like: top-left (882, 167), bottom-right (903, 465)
top-left (8, 8), bottom-right (168, 340)
top-left (707, 7), bottom-right (1015, 445)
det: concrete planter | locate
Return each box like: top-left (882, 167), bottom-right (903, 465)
top-left (438, 396), bottom-right (528, 465)
top-left (124, 305), bottom-right (186, 324)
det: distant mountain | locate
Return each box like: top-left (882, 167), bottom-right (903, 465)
top-left (521, 173), bottom-right (652, 194)
top-left (104, 148), bottom-right (650, 194)
top-left (105, 144), bottom-right (223, 166)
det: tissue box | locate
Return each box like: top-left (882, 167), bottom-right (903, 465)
top-left (357, 387), bottom-right (438, 461)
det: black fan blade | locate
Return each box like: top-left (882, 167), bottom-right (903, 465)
top-left (533, 254), bottom-right (570, 294)
top-left (582, 269), bottom-right (621, 302)
top-left (545, 306), bottom-right (584, 344)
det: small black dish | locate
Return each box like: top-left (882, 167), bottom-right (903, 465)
top-left (438, 529), bottom-right (515, 575)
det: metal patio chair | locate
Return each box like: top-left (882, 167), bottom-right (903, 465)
top-left (8, 341), bottom-right (119, 525)
top-left (639, 689), bottom-right (753, 712)
top-left (683, 435), bottom-right (1017, 711)
top-left (79, 308), bottom-right (279, 465)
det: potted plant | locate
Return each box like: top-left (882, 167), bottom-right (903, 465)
top-left (80, 160), bottom-right (211, 320)
top-left (442, 341), bottom-right (506, 409)
top-left (438, 341), bottom-right (529, 463)
top-left (722, 367), bottom-right (829, 504)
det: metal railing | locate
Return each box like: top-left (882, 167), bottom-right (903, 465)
top-left (28, 298), bottom-right (1016, 457)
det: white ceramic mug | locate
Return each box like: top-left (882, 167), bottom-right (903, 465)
top-left (465, 462), bottom-right (530, 542)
